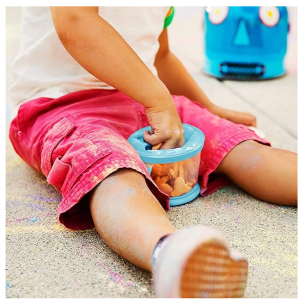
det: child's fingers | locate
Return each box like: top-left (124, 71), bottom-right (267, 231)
top-left (143, 130), bottom-right (181, 149)
top-left (143, 130), bottom-right (164, 147)
top-left (211, 105), bottom-right (257, 127)
top-left (239, 112), bottom-right (257, 127)
top-left (240, 113), bottom-right (257, 127)
top-left (225, 111), bottom-right (257, 127)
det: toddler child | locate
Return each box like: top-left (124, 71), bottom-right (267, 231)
top-left (9, 6), bottom-right (297, 298)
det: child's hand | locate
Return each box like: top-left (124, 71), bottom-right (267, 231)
top-left (144, 102), bottom-right (185, 149)
top-left (209, 105), bottom-right (257, 127)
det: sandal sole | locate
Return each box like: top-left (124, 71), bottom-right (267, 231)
top-left (180, 240), bottom-right (248, 298)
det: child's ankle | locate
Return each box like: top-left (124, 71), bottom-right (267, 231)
top-left (151, 234), bottom-right (171, 271)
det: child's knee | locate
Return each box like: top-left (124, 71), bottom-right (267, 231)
top-left (217, 140), bottom-right (271, 174)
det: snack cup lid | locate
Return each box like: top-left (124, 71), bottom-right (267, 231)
top-left (128, 124), bottom-right (205, 164)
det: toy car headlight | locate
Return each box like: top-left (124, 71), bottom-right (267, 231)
top-left (207, 6), bottom-right (229, 25)
top-left (259, 6), bottom-right (280, 27)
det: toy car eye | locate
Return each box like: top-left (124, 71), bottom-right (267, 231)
top-left (207, 6), bottom-right (229, 25)
top-left (259, 6), bottom-right (280, 27)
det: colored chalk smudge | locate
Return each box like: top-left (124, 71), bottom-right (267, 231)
top-left (6, 200), bottom-right (45, 211)
top-left (28, 217), bottom-right (38, 223)
top-left (6, 212), bottom-right (56, 226)
top-left (29, 195), bottom-right (61, 203)
top-left (97, 262), bottom-right (132, 287)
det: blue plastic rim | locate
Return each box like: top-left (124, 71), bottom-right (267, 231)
top-left (127, 124), bottom-right (205, 164)
top-left (170, 183), bottom-right (201, 206)
top-left (128, 124), bottom-right (205, 206)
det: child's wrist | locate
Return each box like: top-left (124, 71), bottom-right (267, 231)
top-left (143, 85), bottom-right (173, 111)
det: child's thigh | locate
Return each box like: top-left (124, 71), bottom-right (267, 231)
top-left (10, 110), bottom-right (169, 230)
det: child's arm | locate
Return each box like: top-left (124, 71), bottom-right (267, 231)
top-left (50, 7), bottom-right (184, 149)
top-left (154, 29), bottom-right (257, 127)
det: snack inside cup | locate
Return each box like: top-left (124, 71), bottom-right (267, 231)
top-left (146, 153), bottom-right (201, 197)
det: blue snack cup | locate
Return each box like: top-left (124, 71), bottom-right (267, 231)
top-left (128, 124), bottom-right (205, 206)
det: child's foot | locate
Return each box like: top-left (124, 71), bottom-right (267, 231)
top-left (152, 226), bottom-right (248, 298)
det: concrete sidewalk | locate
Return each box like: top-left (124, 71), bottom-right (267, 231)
top-left (6, 7), bottom-right (298, 298)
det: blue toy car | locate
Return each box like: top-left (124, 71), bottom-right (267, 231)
top-left (203, 6), bottom-right (289, 80)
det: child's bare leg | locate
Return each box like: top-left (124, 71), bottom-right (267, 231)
top-left (216, 140), bottom-right (297, 206)
top-left (88, 168), bottom-right (176, 271)
top-left (89, 168), bottom-right (249, 297)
